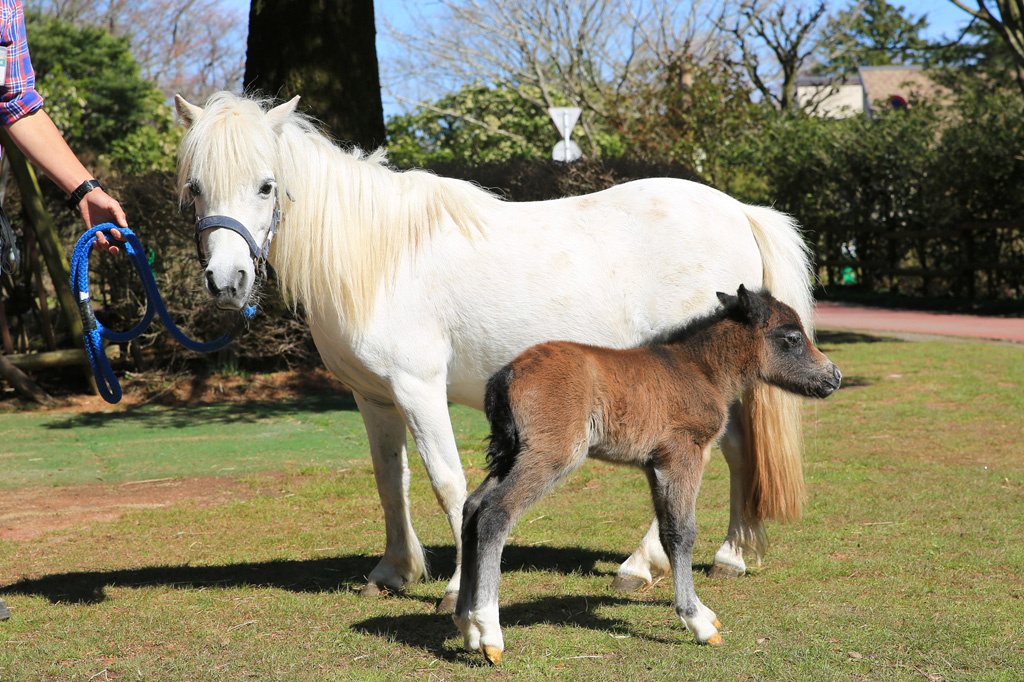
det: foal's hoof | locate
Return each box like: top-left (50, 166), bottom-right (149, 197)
top-left (482, 645), bottom-right (503, 666)
top-left (708, 563), bottom-right (744, 579)
top-left (612, 575), bottom-right (649, 594)
top-left (436, 591), bottom-right (458, 614)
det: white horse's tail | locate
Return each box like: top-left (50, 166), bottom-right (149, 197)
top-left (741, 204), bottom-right (815, 523)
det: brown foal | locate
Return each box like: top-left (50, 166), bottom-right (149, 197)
top-left (454, 285), bottom-right (841, 664)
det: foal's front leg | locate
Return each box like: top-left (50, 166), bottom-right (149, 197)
top-left (615, 401), bottom-right (762, 590)
top-left (648, 452), bottom-right (723, 646)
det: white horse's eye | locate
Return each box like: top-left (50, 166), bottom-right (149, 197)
top-left (259, 182), bottom-right (274, 196)
top-left (187, 180), bottom-right (201, 197)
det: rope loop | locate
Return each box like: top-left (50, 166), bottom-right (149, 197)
top-left (70, 223), bottom-right (255, 403)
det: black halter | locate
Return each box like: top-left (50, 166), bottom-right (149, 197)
top-left (194, 192), bottom-right (282, 280)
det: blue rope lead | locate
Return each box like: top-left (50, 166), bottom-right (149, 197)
top-left (71, 223), bottom-right (256, 404)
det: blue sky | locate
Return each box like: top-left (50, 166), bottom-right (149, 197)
top-left (225, 0), bottom-right (980, 116)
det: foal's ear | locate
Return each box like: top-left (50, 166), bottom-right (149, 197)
top-left (175, 95), bottom-right (204, 128)
top-left (737, 285), bottom-right (771, 327)
top-left (265, 95), bottom-right (301, 133)
top-left (716, 291), bottom-right (738, 308)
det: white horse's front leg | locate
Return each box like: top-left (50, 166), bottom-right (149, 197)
top-left (390, 374), bottom-right (468, 613)
top-left (354, 394), bottom-right (428, 595)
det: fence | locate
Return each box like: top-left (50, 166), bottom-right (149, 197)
top-left (810, 221), bottom-right (1024, 303)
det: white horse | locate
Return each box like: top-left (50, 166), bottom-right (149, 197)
top-left (173, 92), bottom-right (814, 612)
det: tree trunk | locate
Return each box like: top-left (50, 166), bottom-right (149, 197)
top-left (5, 346), bottom-right (116, 371)
top-left (0, 352), bottom-right (56, 406)
top-left (243, 0), bottom-right (387, 150)
top-left (0, 129), bottom-right (97, 393)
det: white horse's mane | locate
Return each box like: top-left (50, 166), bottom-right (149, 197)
top-left (178, 91), bottom-right (502, 328)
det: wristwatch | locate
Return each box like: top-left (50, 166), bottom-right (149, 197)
top-left (67, 179), bottom-right (104, 212)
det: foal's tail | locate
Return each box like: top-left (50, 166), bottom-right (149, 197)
top-left (741, 204), bottom-right (815, 523)
top-left (483, 364), bottom-right (521, 479)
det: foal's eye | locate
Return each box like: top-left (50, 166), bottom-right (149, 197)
top-left (784, 332), bottom-right (804, 350)
top-left (259, 182), bottom-right (274, 196)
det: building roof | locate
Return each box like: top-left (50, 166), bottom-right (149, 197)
top-left (858, 65), bottom-right (948, 110)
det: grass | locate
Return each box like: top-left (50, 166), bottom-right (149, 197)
top-left (1, 330), bottom-right (1022, 680)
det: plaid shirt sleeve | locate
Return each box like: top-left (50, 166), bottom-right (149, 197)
top-left (0, 0), bottom-right (44, 127)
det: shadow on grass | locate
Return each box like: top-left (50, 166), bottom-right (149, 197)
top-left (0, 544), bottom-right (625, 606)
top-left (353, 592), bottom-right (678, 662)
top-left (42, 392), bottom-right (360, 431)
top-left (816, 329), bottom-right (904, 346)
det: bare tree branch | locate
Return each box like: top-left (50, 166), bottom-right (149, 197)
top-left (381, 0), bottom-right (738, 156)
top-left (36, 0), bottom-right (246, 101)
top-left (948, 0), bottom-right (1024, 94)
top-left (721, 0), bottom-right (830, 110)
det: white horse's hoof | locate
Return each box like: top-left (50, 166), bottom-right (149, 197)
top-left (359, 581), bottom-right (398, 598)
top-left (436, 591), bottom-right (458, 613)
top-left (612, 575), bottom-right (650, 593)
top-left (708, 562), bottom-right (745, 579)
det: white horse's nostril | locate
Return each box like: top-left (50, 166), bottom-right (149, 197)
top-left (205, 270), bottom-right (220, 295)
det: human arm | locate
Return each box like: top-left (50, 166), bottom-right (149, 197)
top-left (4, 108), bottom-right (128, 241)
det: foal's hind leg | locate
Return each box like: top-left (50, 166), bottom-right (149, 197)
top-left (457, 446), bottom-right (587, 665)
top-left (453, 474), bottom-right (500, 652)
top-left (648, 447), bottom-right (722, 645)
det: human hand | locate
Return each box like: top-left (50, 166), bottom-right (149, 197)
top-left (80, 189), bottom-right (128, 254)
top-left (93, 227), bottom-right (124, 254)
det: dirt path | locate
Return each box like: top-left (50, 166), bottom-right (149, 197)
top-left (0, 475), bottom-right (275, 542)
top-left (815, 301), bottom-right (1024, 343)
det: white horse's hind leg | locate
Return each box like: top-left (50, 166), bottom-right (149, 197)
top-left (710, 400), bottom-right (765, 578)
top-left (389, 374), bottom-right (468, 613)
top-left (615, 401), bottom-right (763, 590)
top-left (613, 517), bottom-right (671, 592)
top-left (355, 395), bottom-right (428, 595)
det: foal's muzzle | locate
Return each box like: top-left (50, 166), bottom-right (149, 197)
top-left (815, 363), bottom-right (843, 397)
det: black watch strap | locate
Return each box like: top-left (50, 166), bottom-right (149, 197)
top-left (67, 179), bottom-right (103, 212)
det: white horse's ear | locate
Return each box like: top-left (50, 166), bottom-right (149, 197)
top-left (175, 95), bottom-right (204, 128)
top-left (266, 95), bottom-right (300, 132)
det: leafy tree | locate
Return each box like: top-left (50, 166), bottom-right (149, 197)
top-left (613, 50), bottom-right (761, 190)
top-left (35, 0), bottom-right (246, 102)
top-left (25, 12), bottom-right (178, 172)
top-left (930, 11), bottom-right (1023, 94)
top-left (821, 0), bottom-right (930, 78)
top-left (386, 83), bottom-right (554, 167)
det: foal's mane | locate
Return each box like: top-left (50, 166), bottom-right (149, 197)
top-left (179, 92), bottom-right (503, 330)
top-left (643, 289), bottom-right (775, 347)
